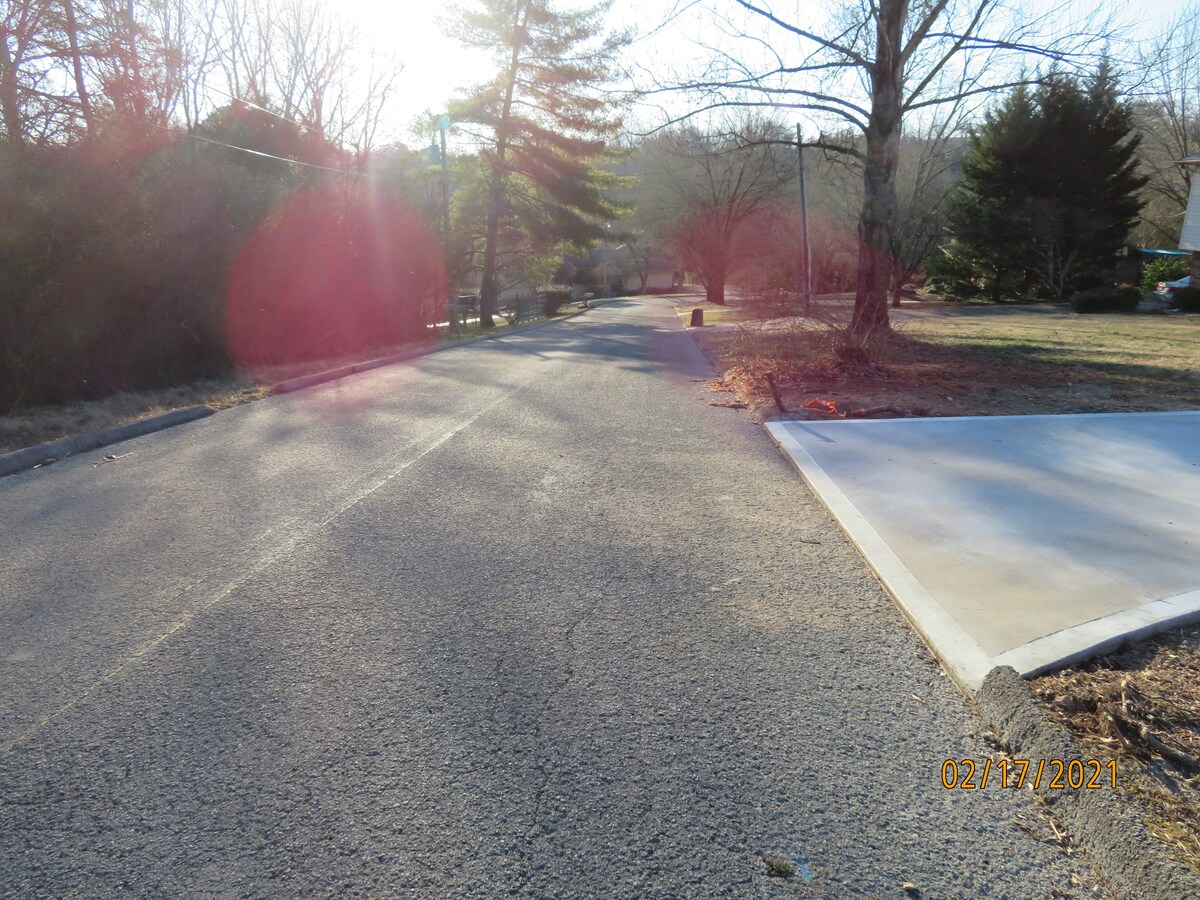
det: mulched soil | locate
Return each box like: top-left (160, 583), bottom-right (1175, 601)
top-left (1034, 628), bottom-right (1200, 871)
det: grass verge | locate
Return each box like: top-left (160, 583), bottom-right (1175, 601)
top-left (0, 318), bottom-right (531, 455)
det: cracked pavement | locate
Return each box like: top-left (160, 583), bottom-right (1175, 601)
top-left (0, 296), bottom-right (1103, 896)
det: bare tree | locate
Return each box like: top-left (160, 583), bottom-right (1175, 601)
top-left (640, 119), bottom-right (793, 304)
top-left (0, 1), bottom-right (45, 142)
top-left (645, 0), bottom-right (1106, 352)
top-left (889, 115), bottom-right (965, 305)
top-left (1130, 7), bottom-right (1200, 245)
top-left (58, 0), bottom-right (95, 135)
top-left (1, 0), bottom-right (78, 144)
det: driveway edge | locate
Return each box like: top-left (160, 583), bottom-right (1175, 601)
top-left (0, 405), bottom-right (214, 479)
top-left (976, 665), bottom-right (1200, 900)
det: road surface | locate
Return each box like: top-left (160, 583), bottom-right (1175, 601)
top-left (0, 296), bottom-right (1098, 896)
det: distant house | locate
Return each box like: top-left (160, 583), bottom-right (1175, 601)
top-left (459, 270), bottom-right (537, 305)
top-left (556, 247), bottom-right (625, 296)
top-left (1116, 246), bottom-right (1189, 286)
top-left (556, 245), bottom-right (681, 295)
top-left (1176, 153), bottom-right (1200, 281)
top-left (639, 258), bottom-right (681, 292)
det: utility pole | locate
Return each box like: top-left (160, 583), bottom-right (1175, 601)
top-left (797, 123), bottom-right (813, 315)
top-left (438, 114), bottom-right (454, 332)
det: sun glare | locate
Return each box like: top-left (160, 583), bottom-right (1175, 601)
top-left (332, 0), bottom-right (495, 140)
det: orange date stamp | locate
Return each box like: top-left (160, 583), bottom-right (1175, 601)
top-left (941, 758), bottom-right (1117, 790)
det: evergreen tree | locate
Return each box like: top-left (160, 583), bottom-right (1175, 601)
top-left (447, 0), bottom-right (628, 326)
top-left (945, 66), bottom-right (1146, 301)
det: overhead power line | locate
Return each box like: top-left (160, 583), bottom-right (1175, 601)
top-left (187, 132), bottom-right (367, 176)
top-left (108, 109), bottom-right (367, 177)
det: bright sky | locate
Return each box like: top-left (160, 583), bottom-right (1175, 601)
top-left (339, 0), bottom-right (1196, 145)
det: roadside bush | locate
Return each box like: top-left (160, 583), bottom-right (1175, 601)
top-left (0, 134), bottom-right (447, 410)
top-left (0, 141), bottom-right (276, 409)
top-left (1140, 256), bottom-right (1190, 292)
top-left (1114, 285), bottom-right (1145, 309)
top-left (1071, 285), bottom-right (1142, 313)
top-left (1171, 285), bottom-right (1200, 312)
top-left (541, 290), bottom-right (571, 316)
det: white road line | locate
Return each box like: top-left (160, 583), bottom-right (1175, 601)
top-left (1, 369), bottom-right (546, 755)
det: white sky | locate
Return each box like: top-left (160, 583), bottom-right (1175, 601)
top-left (339, 0), bottom-right (1196, 145)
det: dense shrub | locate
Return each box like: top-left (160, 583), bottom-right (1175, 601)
top-left (1171, 285), bottom-right (1200, 312)
top-left (1071, 285), bottom-right (1142, 313)
top-left (1140, 256), bottom-right (1190, 292)
top-left (226, 185), bottom-right (445, 370)
top-left (0, 136), bottom-right (447, 410)
top-left (0, 142), bottom-right (281, 409)
top-left (541, 290), bottom-right (571, 316)
top-left (1114, 285), bottom-right (1145, 309)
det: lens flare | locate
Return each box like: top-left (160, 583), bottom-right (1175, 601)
top-left (226, 184), bottom-right (447, 377)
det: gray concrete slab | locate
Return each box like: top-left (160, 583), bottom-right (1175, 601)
top-left (767, 412), bottom-right (1200, 691)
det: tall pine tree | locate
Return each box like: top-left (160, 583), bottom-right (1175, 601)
top-left (946, 66), bottom-right (1146, 301)
top-left (447, 0), bottom-right (628, 326)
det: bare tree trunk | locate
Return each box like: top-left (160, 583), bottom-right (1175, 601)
top-left (0, 30), bottom-right (23, 144)
top-left (850, 0), bottom-right (906, 345)
top-left (124, 0), bottom-right (147, 121)
top-left (479, 1), bottom-right (528, 329)
top-left (62, 0), bottom-right (94, 137)
top-left (480, 177), bottom-right (504, 328)
top-left (890, 264), bottom-right (904, 308)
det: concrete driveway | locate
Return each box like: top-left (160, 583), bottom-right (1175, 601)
top-left (768, 411), bottom-right (1200, 690)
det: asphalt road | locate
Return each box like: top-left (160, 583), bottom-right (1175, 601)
top-left (1, 296), bottom-right (1100, 897)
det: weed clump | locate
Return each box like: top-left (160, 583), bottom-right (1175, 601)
top-left (762, 854), bottom-right (796, 878)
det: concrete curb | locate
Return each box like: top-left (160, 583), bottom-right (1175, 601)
top-left (2, 298), bottom-right (626, 477)
top-left (272, 300), bottom-right (616, 394)
top-left (0, 405), bottom-right (214, 479)
top-left (975, 666), bottom-right (1200, 900)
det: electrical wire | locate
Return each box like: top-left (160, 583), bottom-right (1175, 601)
top-left (186, 132), bottom-right (367, 176)
top-left (108, 108), bottom-right (367, 177)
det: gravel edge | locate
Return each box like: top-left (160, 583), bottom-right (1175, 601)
top-left (975, 665), bottom-right (1200, 900)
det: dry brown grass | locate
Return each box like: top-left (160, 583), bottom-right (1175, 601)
top-left (0, 320), bottom-right (531, 455)
top-left (0, 377), bottom-right (271, 454)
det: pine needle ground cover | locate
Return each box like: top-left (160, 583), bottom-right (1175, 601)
top-left (1035, 629), bottom-right (1200, 873)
